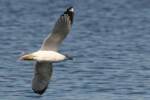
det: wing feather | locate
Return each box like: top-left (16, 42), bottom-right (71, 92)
top-left (32, 62), bottom-right (52, 95)
top-left (40, 7), bottom-right (74, 51)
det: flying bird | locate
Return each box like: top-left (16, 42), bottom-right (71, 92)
top-left (20, 7), bottom-right (74, 95)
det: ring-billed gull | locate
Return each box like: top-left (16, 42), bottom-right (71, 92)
top-left (20, 7), bottom-right (74, 95)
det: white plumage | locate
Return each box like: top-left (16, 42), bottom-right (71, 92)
top-left (21, 50), bottom-right (66, 62)
top-left (20, 7), bottom-right (74, 95)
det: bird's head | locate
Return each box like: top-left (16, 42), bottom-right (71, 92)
top-left (65, 54), bottom-right (73, 60)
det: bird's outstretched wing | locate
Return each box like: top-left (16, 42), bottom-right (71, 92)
top-left (32, 62), bottom-right (52, 95)
top-left (40, 7), bottom-right (74, 51)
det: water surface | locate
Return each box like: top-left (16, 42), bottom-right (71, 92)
top-left (0, 0), bottom-right (150, 100)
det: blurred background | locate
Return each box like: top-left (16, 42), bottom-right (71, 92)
top-left (0, 0), bottom-right (150, 100)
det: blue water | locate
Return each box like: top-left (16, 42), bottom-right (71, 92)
top-left (1, 0), bottom-right (150, 100)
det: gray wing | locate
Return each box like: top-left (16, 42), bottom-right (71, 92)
top-left (40, 7), bottom-right (74, 51)
top-left (32, 62), bottom-right (52, 95)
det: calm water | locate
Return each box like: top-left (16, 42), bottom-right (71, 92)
top-left (1, 0), bottom-right (150, 100)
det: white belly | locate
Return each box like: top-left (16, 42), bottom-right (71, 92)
top-left (32, 51), bottom-right (66, 62)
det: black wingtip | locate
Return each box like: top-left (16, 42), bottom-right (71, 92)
top-left (67, 7), bottom-right (74, 12)
top-left (32, 86), bottom-right (47, 95)
top-left (64, 7), bottom-right (74, 25)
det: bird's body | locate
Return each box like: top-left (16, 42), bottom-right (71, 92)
top-left (20, 7), bottom-right (74, 95)
top-left (20, 50), bottom-right (66, 62)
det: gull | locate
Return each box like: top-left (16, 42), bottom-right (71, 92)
top-left (20, 7), bottom-right (74, 95)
